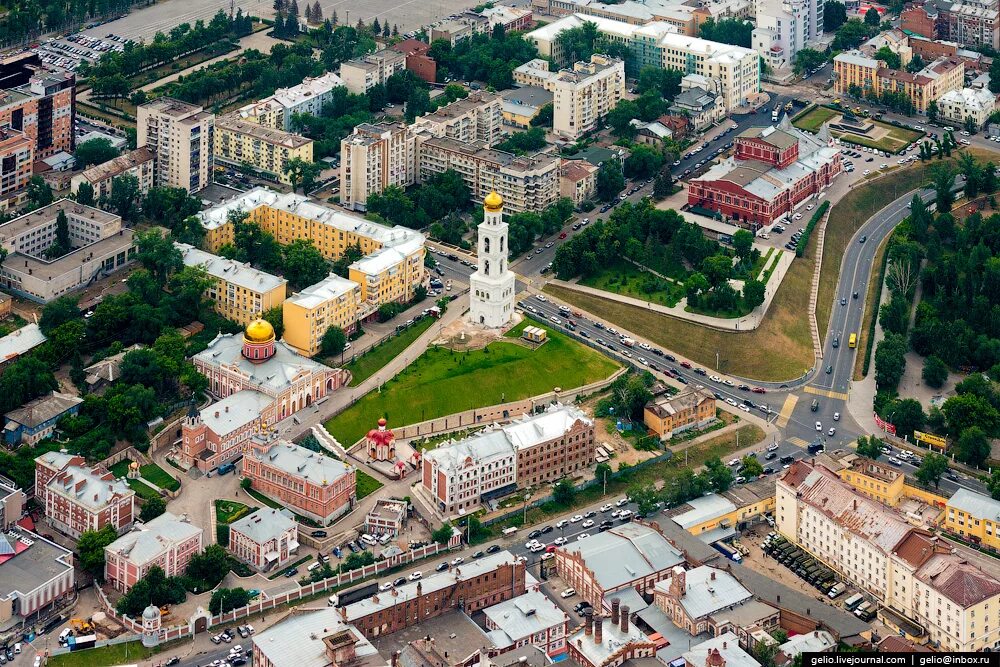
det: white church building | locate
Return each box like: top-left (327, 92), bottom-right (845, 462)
top-left (469, 192), bottom-right (516, 328)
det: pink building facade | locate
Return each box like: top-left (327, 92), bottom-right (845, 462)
top-left (104, 512), bottom-right (203, 592)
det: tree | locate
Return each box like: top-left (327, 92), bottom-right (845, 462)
top-left (40, 296), bottom-right (80, 334)
top-left (732, 229), bottom-right (754, 264)
top-left (140, 495), bottom-right (167, 522)
top-left (988, 469), bottom-right (1000, 500)
top-left (281, 238), bottom-right (329, 289)
top-left (77, 525), bottom-right (118, 578)
top-left (915, 452), bottom-right (949, 488)
top-left (27, 175), bottom-right (53, 209)
top-left (282, 157), bottom-right (321, 194)
top-left (874, 46), bottom-right (901, 70)
top-left (653, 171), bottom-right (673, 200)
top-left (186, 544), bottom-right (233, 590)
top-left (932, 164), bottom-right (955, 215)
top-left (606, 100), bottom-right (639, 139)
top-left (532, 103), bottom-right (553, 128)
top-left (698, 17), bottom-right (753, 47)
top-left (906, 53), bottom-right (925, 73)
top-left (704, 457), bottom-right (734, 492)
top-left (793, 48), bottom-right (827, 75)
top-left (74, 138), bottom-right (120, 168)
top-left (922, 355), bottom-right (949, 388)
top-left (136, 230), bottom-right (183, 285)
top-left (321, 325), bottom-right (347, 356)
top-left (210, 588), bottom-right (253, 615)
top-left (555, 20), bottom-right (599, 64)
top-left (990, 56), bottom-right (1000, 94)
top-left (75, 181), bottom-right (96, 207)
top-left (596, 159), bottom-right (625, 202)
top-left (875, 331), bottom-right (907, 391)
top-left (627, 483), bottom-right (661, 515)
top-left (553, 478), bottom-right (576, 506)
top-left (107, 174), bottom-right (141, 222)
top-left (116, 566), bottom-right (187, 617)
top-left (595, 462), bottom-right (612, 486)
top-left (890, 398), bottom-right (925, 440)
top-left (432, 521), bottom-right (454, 544)
top-left (856, 434), bottom-right (883, 460)
top-left (965, 115), bottom-right (978, 135)
top-left (740, 455), bottom-right (764, 478)
top-left (624, 145), bottom-right (665, 180)
top-left (865, 7), bottom-right (881, 25)
top-left (956, 426), bottom-right (991, 467)
top-left (824, 0), bottom-right (848, 31)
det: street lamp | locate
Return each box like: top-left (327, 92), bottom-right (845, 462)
top-left (523, 492), bottom-right (531, 523)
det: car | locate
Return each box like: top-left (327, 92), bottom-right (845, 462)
top-left (827, 427), bottom-right (836, 436)
top-left (451, 556), bottom-right (465, 566)
top-left (561, 588), bottom-right (577, 598)
top-left (616, 498), bottom-right (629, 507)
top-left (834, 412), bottom-right (840, 421)
top-left (473, 550), bottom-right (485, 558)
top-left (487, 544), bottom-right (502, 553)
top-left (766, 452), bottom-right (778, 460)
top-left (833, 337), bottom-right (839, 348)
top-left (752, 387), bottom-right (766, 394)
top-left (525, 540), bottom-right (541, 550)
top-left (570, 514), bottom-right (584, 523)
top-left (559, 232), bottom-right (567, 239)
top-left (888, 457), bottom-right (902, 466)
top-left (165, 659), bottom-right (181, 667)
top-left (409, 571), bottom-right (423, 581)
top-left (815, 421), bottom-right (822, 431)
top-left (212, 635), bottom-right (224, 644)
top-left (863, 169), bottom-right (871, 175)
top-left (528, 529), bottom-right (542, 539)
top-left (554, 536), bottom-right (568, 545)
top-left (841, 297), bottom-right (847, 306)
top-left (582, 519), bottom-right (594, 528)
top-left (826, 365), bottom-right (833, 374)
top-left (709, 374), bottom-right (722, 383)
top-left (284, 567), bottom-right (299, 577)
top-left (535, 294), bottom-right (547, 301)
top-left (725, 398), bottom-right (737, 407)
top-left (577, 533), bottom-right (591, 541)
top-left (541, 525), bottom-right (554, 533)
top-left (379, 581), bottom-right (393, 591)
top-left (860, 236), bottom-right (867, 243)
top-left (436, 562), bottom-right (449, 572)
top-left (853, 291), bottom-right (859, 299)
top-left (584, 511), bottom-right (596, 518)
top-left (738, 384), bottom-right (750, 391)
top-left (545, 241), bottom-right (554, 248)
top-left (735, 476), bottom-right (746, 484)
top-left (739, 404), bottom-right (750, 413)
top-left (311, 530), bottom-right (327, 537)
top-left (728, 458), bottom-right (740, 466)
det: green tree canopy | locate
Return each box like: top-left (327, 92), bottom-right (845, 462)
top-left (74, 138), bottom-right (120, 168)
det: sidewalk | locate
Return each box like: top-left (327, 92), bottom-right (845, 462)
top-left (846, 279), bottom-right (887, 434)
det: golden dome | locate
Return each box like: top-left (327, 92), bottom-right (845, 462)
top-left (245, 318), bottom-right (275, 343)
top-left (484, 192), bottom-right (503, 212)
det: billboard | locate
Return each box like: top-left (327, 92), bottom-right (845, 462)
top-left (914, 430), bottom-right (947, 450)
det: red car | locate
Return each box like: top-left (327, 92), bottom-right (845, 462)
top-left (559, 232), bottom-right (568, 239)
top-left (680, 361), bottom-right (692, 369)
top-left (752, 387), bottom-right (767, 394)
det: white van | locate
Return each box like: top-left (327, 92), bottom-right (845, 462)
top-left (307, 562), bottom-right (322, 572)
top-left (361, 534), bottom-right (378, 546)
top-left (378, 533), bottom-right (393, 545)
top-left (327, 595), bottom-right (339, 607)
top-left (58, 629), bottom-right (71, 643)
top-left (502, 527), bottom-right (518, 536)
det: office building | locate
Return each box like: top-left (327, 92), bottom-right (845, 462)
top-left (104, 512), bottom-right (203, 592)
top-left (653, 566), bottom-right (759, 636)
top-left (937, 86), bottom-right (996, 127)
top-left (0, 127), bottom-right (32, 211)
top-left (242, 437), bottom-right (356, 525)
top-left (228, 507), bottom-right (299, 571)
top-left (0, 200), bottom-right (136, 303)
top-left (236, 73), bottom-right (346, 130)
top-left (0, 528), bottom-right (74, 624)
top-left (137, 97), bottom-right (215, 193)
top-left (777, 460), bottom-right (1000, 652)
top-left (363, 498), bottom-right (407, 537)
top-left (339, 49), bottom-right (406, 94)
top-left (482, 6), bottom-right (534, 31)
top-left (70, 147), bottom-right (155, 201)
top-left (282, 273), bottom-right (363, 356)
top-left (0, 69), bottom-right (75, 160)
top-left (340, 122), bottom-right (417, 211)
top-left (34, 450), bottom-right (134, 539)
top-left (643, 386), bottom-right (716, 440)
top-left (945, 488), bottom-right (1000, 552)
top-left (483, 590), bottom-right (569, 657)
top-left (421, 404), bottom-right (594, 515)
top-left (176, 243), bottom-right (287, 327)
top-left (214, 114), bottom-right (314, 184)
top-left (559, 159), bottom-right (598, 205)
top-left (412, 91), bottom-right (504, 147)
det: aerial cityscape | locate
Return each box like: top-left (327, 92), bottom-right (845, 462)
top-left (0, 0), bottom-right (996, 664)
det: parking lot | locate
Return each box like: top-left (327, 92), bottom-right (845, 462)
top-left (36, 32), bottom-right (125, 72)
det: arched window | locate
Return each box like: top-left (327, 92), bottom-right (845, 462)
top-left (500, 235), bottom-right (504, 252)
top-left (485, 260), bottom-right (490, 276)
top-left (484, 237), bottom-right (490, 253)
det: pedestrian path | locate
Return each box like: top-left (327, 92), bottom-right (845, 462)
top-left (786, 436), bottom-right (809, 447)
top-left (775, 394), bottom-right (798, 428)
top-left (803, 386), bottom-right (849, 401)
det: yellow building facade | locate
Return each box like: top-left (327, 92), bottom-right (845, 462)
top-left (946, 488), bottom-right (1000, 552)
top-left (669, 478), bottom-right (775, 535)
top-left (282, 274), bottom-right (365, 357)
top-left (214, 114), bottom-right (314, 185)
top-left (838, 457), bottom-right (906, 506)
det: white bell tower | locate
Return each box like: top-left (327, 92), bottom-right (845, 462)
top-left (469, 192), bottom-right (516, 328)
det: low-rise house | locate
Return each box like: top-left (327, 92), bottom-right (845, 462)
top-left (82, 344), bottom-right (144, 391)
top-left (559, 159), bottom-right (598, 206)
top-left (363, 498), bottom-right (406, 537)
top-left (774, 631), bottom-right (836, 665)
top-left (683, 632), bottom-right (760, 667)
top-left (0, 323), bottom-right (46, 370)
top-left (643, 387), bottom-right (715, 440)
top-left (0, 528), bottom-right (74, 625)
top-left (5, 391), bottom-right (82, 446)
top-left (500, 86), bottom-right (553, 128)
top-left (653, 566), bottom-right (754, 636)
top-left (228, 508), bottom-right (299, 571)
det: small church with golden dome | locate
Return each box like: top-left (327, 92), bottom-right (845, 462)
top-left (178, 317), bottom-right (349, 472)
top-left (469, 192), bottom-right (516, 328)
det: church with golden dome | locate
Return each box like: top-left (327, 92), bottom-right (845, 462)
top-left (469, 192), bottom-right (516, 328)
top-left (178, 317), bottom-right (349, 472)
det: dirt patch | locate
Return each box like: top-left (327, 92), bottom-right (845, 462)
top-left (741, 527), bottom-right (829, 602)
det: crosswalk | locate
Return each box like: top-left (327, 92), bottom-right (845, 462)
top-left (775, 394), bottom-right (798, 428)
top-left (803, 385), bottom-right (849, 401)
top-left (786, 437), bottom-right (810, 447)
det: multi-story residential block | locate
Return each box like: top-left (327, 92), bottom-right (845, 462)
top-left (421, 404), bottom-right (594, 515)
top-left (500, 86), bottom-right (553, 128)
top-left (339, 49), bottom-right (406, 95)
top-left (837, 456), bottom-right (906, 506)
top-left (363, 498), bottom-right (406, 537)
top-left (429, 12), bottom-right (491, 46)
top-left (753, 0), bottom-right (825, 74)
top-left (558, 159), bottom-right (598, 206)
top-left (347, 237), bottom-right (426, 307)
top-left (688, 120), bottom-right (841, 230)
top-left (937, 86), bottom-right (996, 127)
top-left (214, 114), bottom-right (314, 184)
top-left (137, 97), bottom-right (215, 193)
top-left (5, 390), bottom-right (82, 446)
top-left (388, 39), bottom-right (438, 83)
top-left (777, 460), bottom-right (1000, 652)
top-left (0, 475), bottom-right (25, 530)
top-left (340, 122), bottom-right (417, 211)
top-left (228, 507), bottom-right (299, 571)
top-left (236, 73), bottom-right (346, 130)
top-left (0, 528), bottom-right (74, 625)
top-left (482, 590), bottom-right (568, 657)
top-left (945, 488), bottom-right (1000, 552)
top-left (0, 70), bottom-right (75, 160)
top-left (834, 51), bottom-right (964, 112)
top-left (416, 135), bottom-right (560, 214)
top-left (0, 200), bottom-right (136, 303)
top-left (643, 386), bottom-right (715, 440)
top-left (0, 127), bottom-right (32, 211)
top-left (412, 91), bottom-right (504, 147)
top-left (104, 512), bottom-right (203, 592)
top-left (939, 0), bottom-right (999, 49)
top-left (35, 450), bottom-right (134, 539)
top-left (340, 550), bottom-right (526, 638)
top-left (902, 3), bottom-right (939, 39)
top-left (181, 319), bottom-right (348, 470)
top-left (70, 147), bottom-right (155, 201)
top-left (513, 55), bottom-right (625, 140)
top-left (554, 522), bottom-right (685, 608)
top-left (282, 273), bottom-right (363, 356)
top-left (860, 30), bottom-right (914, 67)
top-left (565, 597), bottom-right (657, 667)
top-left (242, 437), bottom-right (356, 525)
top-left (176, 243), bottom-right (287, 327)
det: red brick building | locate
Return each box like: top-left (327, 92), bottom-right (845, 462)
top-left (341, 551), bottom-right (526, 638)
top-left (34, 451), bottom-right (135, 539)
top-left (104, 512), bottom-right (203, 592)
top-left (242, 437), bottom-right (356, 525)
top-left (566, 607), bottom-right (657, 667)
top-left (228, 507), bottom-right (299, 571)
top-left (389, 40), bottom-right (437, 83)
top-left (688, 122), bottom-right (841, 229)
top-left (901, 4), bottom-right (938, 38)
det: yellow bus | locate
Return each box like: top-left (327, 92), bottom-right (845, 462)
top-left (849, 333), bottom-right (857, 348)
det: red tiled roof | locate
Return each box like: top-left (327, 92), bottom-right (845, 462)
top-left (917, 554), bottom-right (1000, 608)
top-left (878, 636), bottom-right (933, 652)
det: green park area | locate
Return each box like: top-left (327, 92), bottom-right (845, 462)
top-left (356, 470), bottom-right (384, 499)
top-left (215, 499), bottom-right (257, 524)
top-left (108, 459), bottom-right (180, 492)
top-left (344, 318), bottom-right (435, 386)
top-left (325, 321), bottom-right (620, 445)
top-left (580, 261), bottom-right (686, 308)
top-left (792, 105), bottom-right (921, 153)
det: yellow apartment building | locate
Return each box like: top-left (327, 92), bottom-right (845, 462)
top-left (347, 238), bottom-right (426, 306)
top-left (945, 488), bottom-right (1000, 552)
top-left (175, 242), bottom-right (287, 326)
top-left (282, 273), bottom-right (365, 357)
top-left (214, 114), bottom-right (314, 185)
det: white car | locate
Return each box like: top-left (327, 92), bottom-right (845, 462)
top-left (815, 421), bottom-right (822, 431)
top-left (767, 443), bottom-right (780, 452)
top-left (554, 536), bottom-right (568, 545)
top-left (409, 571), bottom-right (423, 581)
top-left (833, 412), bottom-right (840, 421)
top-left (529, 543), bottom-right (546, 553)
top-left (827, 427), bottom-right (836, 436)
top-left (451, 557), bottom-right (464, 566)
top-left (863, 169), bottom-right (871, 176)
top-left (616, 498), bottom-right (629, 507)
top-left (556, 519), bottom-right (569, 528)
top-left (582, 519), bottom-right (594, 528)
top-left (600, 504), bottom-right (613, 512)
top-left (561, 588), bottom-right (576, 598)
top-left (535, 294), bottom-right (547, 301)
top-left (725, 398), bottom-right (738, 407)
top-left (638, 342), bottom-right (651, 350)
top-left (525, 540), bottom-right (541, 550)
top-left (888, 457), bottom-right (902, 466)
top-left (378, 582), bottom-right (393, 591)
top-left (577, 533), bottom-right (591, 541)
top-left (739, 404), bottom-right (751, 413)
top-left (728, 458), bottom-right (740, 466)
top-left (570, 514), bottom-right (583, 523)
top-left (709, 374), bottom-right (722, 383)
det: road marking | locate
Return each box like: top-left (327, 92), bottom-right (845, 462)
top-left (775, 394), bottom-right (798, 428)
top-left (803, 386), bottom-right (849, 401)
top-left (787, 437), bottom-right (809, 448)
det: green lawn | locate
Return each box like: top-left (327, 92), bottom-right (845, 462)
top-left (109, 459), bottom-right (132, 478)
top-left (580, 261), bottom-right (685, 308)
top-left (140, 463), bottom-right (180, 491)
top-left (49, 642), bottom-right (164, 667)
top-left (215, 499), bottom-right (257, 524)
top-left (792, 105), bottom-right (921, 153)
top-left (325, 320), bottom-right (620, 444)
top-left (127, 479), bottom-right (160, 500)
top-left (793, 106), bottom-right (838, 132)
top-left (246, 487), bottom-right (282, 509)
top-left (356, 469), bottom-right (384, 499)
top-left (344, 317), bottom-right (435, 386)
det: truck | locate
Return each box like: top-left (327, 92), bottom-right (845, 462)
top-left (827, 583), bottom-right (846, 599)
top-left (333, 582), bottom-right (378, 608)
top-left (713, 541), bottom-right (743, 563)
top-left (771, 107), bottom-right (779, 122)
top-left (843, 593), bottom-right (865, 611)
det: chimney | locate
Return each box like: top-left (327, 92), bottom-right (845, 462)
top-left (853, 499), bottom-right (857, 510)
top-left (620, 605), bottom-right (629, 633)
top-left (710, 571), bottom-right (716, 581)
top-left (584, 610), bottom-right (593, 636)
top-left (594, 616), bottom-right (603, 645)
top-left (611, 598), bottom-right (620, 625)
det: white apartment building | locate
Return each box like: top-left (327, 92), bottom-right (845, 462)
top-left (236, 73), bottom-right (346, 130)
top-left (340, 122), bottom-right (416, 211)
top-left (136, 97), bottom-right (215, 193)
top-left (415, 134), bottom-right (560, 214)
top-left (777, 461), bottom-right (1000, 652)
top-left (338, 49), bottom-right (406, 95)
top-left (513, 55), bottom-right (625, 140)
top-left (937, 87), bottom-right (997, 127)
top-left (412, 91), bottom-right (505, 147)
top-left (754, 0), bottom-right (825, 73)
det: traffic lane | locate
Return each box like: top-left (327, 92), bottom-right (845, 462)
top-left (177, 643), bottom-right (251, 667)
